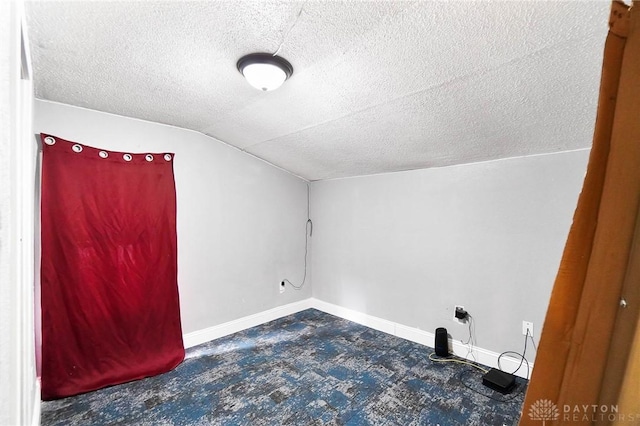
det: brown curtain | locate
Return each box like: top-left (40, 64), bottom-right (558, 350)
top-left (520, 2), bottom-right (639, 425)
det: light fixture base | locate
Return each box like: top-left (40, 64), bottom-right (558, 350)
top-left (237, 53), bottom-right (293, 91)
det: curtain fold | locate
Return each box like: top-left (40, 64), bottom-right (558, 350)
top-left (40, 134), bottom-right (184, 400)
top-left (520, 1), bottom-right (639, 424)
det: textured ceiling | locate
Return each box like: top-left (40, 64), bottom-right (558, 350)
top-left (25, 1), bottom-right (610, 181)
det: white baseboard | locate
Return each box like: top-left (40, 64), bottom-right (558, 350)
top-left (310, 298), bottom-right (532, 379)
top-left (182, 297), bottom-right (532, 379)
top-left (310, 298), bottom-right (397, 335)
top-left (183, 299), bottom-right (313, 348)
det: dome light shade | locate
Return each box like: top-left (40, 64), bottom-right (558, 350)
top-left (237, 53), bottom-right (293, 91)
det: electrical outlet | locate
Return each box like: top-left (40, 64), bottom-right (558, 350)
top-left (279, 281), bottom-right (286, 294)
top-left (522, 321), bottom-right (533, 337)
top-left (454, 305), bottom-right (466, 324)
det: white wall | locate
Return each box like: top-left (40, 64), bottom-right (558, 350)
top-left (34, 100), bottom-right (312, 336)
top-left (311, 150), bottom-right (589, 355)
top-left (0, 4), bottom-right (15, 422)
top-left (1, 1), bottom-right (39, 424)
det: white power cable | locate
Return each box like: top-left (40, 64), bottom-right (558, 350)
top-left (283, 184), bottom-right (311, 290)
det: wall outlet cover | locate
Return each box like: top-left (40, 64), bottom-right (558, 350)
top-left (453, 305), bottom-right (466, 324)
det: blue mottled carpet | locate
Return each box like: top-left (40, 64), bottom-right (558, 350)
top-left (41, 309), bottom-right (527, 425)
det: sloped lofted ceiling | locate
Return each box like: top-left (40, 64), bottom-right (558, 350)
top-left (25, 1), bottom-right (610, 181)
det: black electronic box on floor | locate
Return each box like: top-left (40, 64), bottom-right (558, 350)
top-left (482, 368), bottom-right (516, 394)
top-left (434, 327), bottom-right (449, 357)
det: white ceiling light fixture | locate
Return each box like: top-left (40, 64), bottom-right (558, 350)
top-left (237, 53), bottom-right (293, 92)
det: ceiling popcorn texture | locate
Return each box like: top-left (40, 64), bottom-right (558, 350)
top-left (26, 1), bottom-right (609, 181)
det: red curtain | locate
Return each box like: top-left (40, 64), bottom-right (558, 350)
top-left (40, 133), bottom-right (184, 400)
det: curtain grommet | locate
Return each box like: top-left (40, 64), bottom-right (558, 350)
top-left (123, 153), bottom-right (132, 162)
top-left (145, 154), bottom-right (154, 162)
top-left (44, 136), bottom-right (56, 145)
top-left (72, 144), bottom-right (83, 153)
top-left (164, 154), bottom-right (172, 161)
top-left (99, 151), bottom-right (109, 159)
